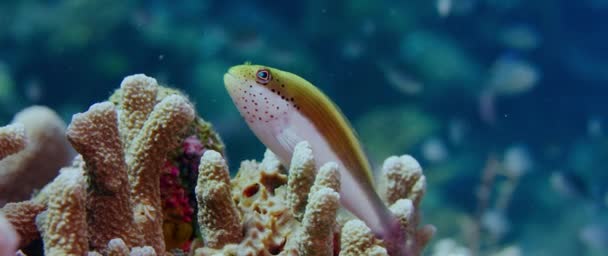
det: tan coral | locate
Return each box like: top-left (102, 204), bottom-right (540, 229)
top-left (284, 161), bottom-right (341, 255)
top-left (0, 106), bottom-right (73, 206)
top-left (196, 150), bottom-right (243, 248)
top-left (117, 75), bottom-right (159, 151)
top-left (286, 141), bottom-right (316, 220)
top-left (288, 187), bottom-right (340, 255)
top-left (37, 167), bottom-right (88, 256)
top-left (0, 200), bottom-right (46, 247)
top-left (380, 155), bottom-right (426, 207)
top-left (340, 219), bottom-right (388, 256)
top-left (0, 123), bottom-right (26, 160)
top-left (121, 78), bottom-right (195, 254)
top-left (66, 102), bottom-right (140, 252)
top-left (193, 145), bottom-right (434, 256)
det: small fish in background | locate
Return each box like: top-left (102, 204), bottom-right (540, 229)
top-left (550, 171), bottom-right (590, 200)
top-left (435, 0), bottom-right (477, 17)
top-left (421, 137), bottom-right (448, 163)
top-left (341, 39), bottom-right (365, 60)
top-left (587, 116), bottom-right (603, 138)
top-left (502, 144), bottom-right (533, 178)
top-left (499, 24), bottom-right (541, 51)
top-left (487, 54), bottom-right (539, 96)
top-left (481, 209), bottom-right (510, 239)
top-left (436, 0), bottom-right (452, 17)
top-left (377, 62), bottom-right (423, 95)
top-left (579, 223), bottom-right (608, 250)
top-left (24, 78), bottom-right (43, 103)
top-left (479, 54), bottom-right (540, 124)
top-left (448, 118), bottom-right (468, 146)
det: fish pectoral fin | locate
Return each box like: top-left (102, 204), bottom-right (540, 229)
top-left (276, 127), bottom-right (303, 153)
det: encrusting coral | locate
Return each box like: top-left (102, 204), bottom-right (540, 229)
top-left (0, 106), bottom-right (73, 206)
top-left (0, 74), bottom-right (433, 256)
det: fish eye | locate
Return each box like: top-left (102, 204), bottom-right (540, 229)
top-left (256, 69), bottom-right (271, 84)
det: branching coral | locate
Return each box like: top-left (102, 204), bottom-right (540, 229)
top-left (0, 74), bottom-right (433, 256)
top-left (0, 106), bottom-right (73, 206)
top-left (66, 102), bottom-right (140, 252)
top-left (194, 141), bottom-right (432, 256)
top-left (0, 123), bottom-right (26, 160)
top-left (0, 201), bottom-right (46, 248)
top-left (36, 167), bottom-right (88, 256)
top-left (196, 150), bottom-right (243, 248)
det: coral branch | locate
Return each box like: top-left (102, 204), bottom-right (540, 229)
top-left (0, 123), bottom-right (26, 160)
top-left (67, 102), bottom-right (140, 252)
top-left (286, 141), bottom-right (316, 220)
top-left (340, 219), bottom-right (388, 256)
top-left (118, 75), bottom-right (159, 150)
top-left (381, 155), bottom-right (426, 207)
top-left (292, 187), bottom-right (340, 255)
top-left (310, 162), bottom-right (341, 194)
top-left (196, 150), bottom-right (242, 248)
top-left (0, 106), bottom-right (72, 206)
top-left (0, 201), bottom-right (46, 247)
top-left (126, 94), bottom-right (195, 253)
top-left (37, 167), bottom-right (88, 256)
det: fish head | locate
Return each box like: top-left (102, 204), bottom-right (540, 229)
top-left (224, 64), bottom-right (302, 125)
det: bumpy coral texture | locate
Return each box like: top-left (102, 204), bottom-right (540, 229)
top-left (66, 101), bottom-right (141, 252)
top-left (195, 143), bottom-right (349, 255)
top-left (0, 106), bottom-right (73, 206)
top-left (194, 143), bottom-right (433, 256)
top-left (37, 167), bottom-right (88, 256)
top-left (123, 82), bottom-right (195, 255)
top-left (0, 123), bottom-right (26, 160)
top-left (0, 201), bottom-right (46, 247)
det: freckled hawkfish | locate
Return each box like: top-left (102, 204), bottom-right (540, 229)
top-left (224, 64), bottom-right (406, 255)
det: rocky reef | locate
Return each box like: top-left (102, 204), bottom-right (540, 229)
top-left (0, 74), bottom-right (432, 256)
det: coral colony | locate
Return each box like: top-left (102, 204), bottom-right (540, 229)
top-left (0, 74), bottom-right (432, 256)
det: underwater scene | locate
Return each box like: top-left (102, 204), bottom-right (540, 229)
top-left (0, 0), bottom-right (607, 255)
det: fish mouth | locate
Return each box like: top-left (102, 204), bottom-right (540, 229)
top-left (223, 71), bottom-right (239, 89)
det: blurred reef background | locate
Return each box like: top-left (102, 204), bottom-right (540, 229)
top-left (1, 0), bottom-right (608, 255)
